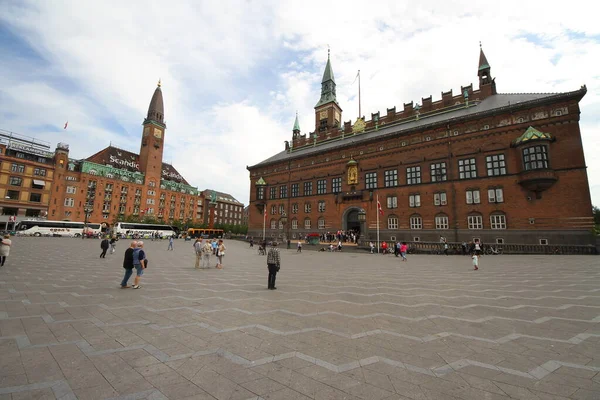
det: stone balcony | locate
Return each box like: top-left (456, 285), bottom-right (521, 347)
top-left (518, 168), bottom-right (557, 194)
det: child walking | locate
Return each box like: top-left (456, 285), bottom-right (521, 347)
top-left (472, 254), bottom-right (479, 270)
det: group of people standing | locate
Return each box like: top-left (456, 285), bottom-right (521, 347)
top-left (193, 238), bottom-right (226, 269)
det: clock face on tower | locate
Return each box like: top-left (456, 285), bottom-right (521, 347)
top-left (153, 128), bottom-right (162, 139)
top-left (319, 110), bottom-right (328, 120)
top-left (143, 126), bottom-right (150, 136)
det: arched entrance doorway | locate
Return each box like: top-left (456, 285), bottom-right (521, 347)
top-left (342, 207), bottom-right (365, 237)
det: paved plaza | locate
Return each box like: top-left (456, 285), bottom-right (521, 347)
top-left (1, 238), bottom-right (599, 400)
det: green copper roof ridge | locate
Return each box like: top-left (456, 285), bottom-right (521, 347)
top-left (513, 126), bottom-right (553, 145)
top-left (293, 113), bottom-right (301, 131)
top-left (322, 55), bottom-right (335, 83)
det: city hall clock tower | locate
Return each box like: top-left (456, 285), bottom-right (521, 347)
top-left (139, 80), bottom-right (166, 185)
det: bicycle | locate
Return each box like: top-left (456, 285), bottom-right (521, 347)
top-left (485, 245), bottom-right (503, 255)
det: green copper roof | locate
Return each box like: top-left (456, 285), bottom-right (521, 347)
top-left (255, 177), bottom-right (266, 185)
top-left (478, 47), bottom-right (490, 71)
top-left (293, 113), bottom-right (301, 131)
top-left (315, 53), bottom-right (338, 108)
top-left (513, 126), bottom-right (553, 145)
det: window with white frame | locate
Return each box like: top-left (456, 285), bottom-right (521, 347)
top-left (409, 194), bottom-right (421, 207)
top-left (458, 158), bottom-right (477, 179)
top-left (387, 196), bottom-right (397, 209)
top-left (486, 153), bottom-right (507, 176)
top-left (410, 215), bottom-right (423, 229)
top-left (66, 186), bottom-right (77, 194)
top-left (292, 219), bottom-right (298, 229)
top-left (279, 205), bottom-right (285, 214)
top-left (387, 216), bottom-right (398, 229)
top-left (435, 215), bottom-right (449, 230)
top-left (406, 166), bottom-right (421, 185)
top-left (317, 179), bottom-right (327, 195)
top-left (365, 172), bottom-right (377, 189)
top-left (269, 187), bottom-right (277, 200)
top-left (304, 202), bottom-right (311, 213)
top-left (434, 192), bottom-right (447, 206)
top-left (318, 218), bottom-right (325, 229)
top-left (271, 205), bottom-right (276, 215)
top-left (430, 162), bottom-right (447, 182)
top-left (278, 220), bottom-right (283, 230)
top-left (488, 188), bottom-right (504, 203)
top-left (303, 181), bottom-right (313, 196)
top-left (270, 220), bottom-right (276, 229)
top-left (332, 177), bottom-right (342, 193)
top-left (64, 198), bottom-right (74, 207)
top-left (304, 218), bottom-right (311, 229)
top-left (490, 214), bottom-right (507, 229)
top-left (468, 214), bottom-right (483, 229)
top-left (384, 169), bottom-right (398, 187)
top-left (466, 189), bottom-right (481, 204)
top-left (291, 184), bottom-right (299, 197)
top-left (318, 201), bottom-right (326, 212)
top-left (280, 185), bottom-right (288, 198)
top-left (523, 145), bottom-right (549, 170)
top-left (292, 203), bottom-right (298, 214)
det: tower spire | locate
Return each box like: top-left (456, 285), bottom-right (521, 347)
top-left (146, 80), bottom-right (165, 126)
top-left (293, 111), bottom-right (301, 132)
top-left (315, 50), bottom-right (338, 108)
top-left (477, 43), bottom-right (496, 96)
top-left (478, 43), bottom-right (490, 73)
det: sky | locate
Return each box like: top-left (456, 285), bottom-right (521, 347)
top-left (1, 0), bottom-right (599, 208)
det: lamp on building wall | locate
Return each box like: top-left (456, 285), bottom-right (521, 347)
top-left (280, 212), bottom-right (288, 244)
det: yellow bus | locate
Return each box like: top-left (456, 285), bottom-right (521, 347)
top-left (187, 228), bottom-right (224, 239)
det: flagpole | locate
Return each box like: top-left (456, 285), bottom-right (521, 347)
top-left (262, 206), bottom-right (266, 240)
top-left (376, 194), bottom-right (380, 254)
top-left (358, 70), bottom-right (361, 119)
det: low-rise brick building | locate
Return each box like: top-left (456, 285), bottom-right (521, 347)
top-left (247, 48), bottom-right (594, 246)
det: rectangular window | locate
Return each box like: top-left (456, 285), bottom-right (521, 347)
top-left (490, 214), bottom-right (507, 229)
top-left (292, 203), bottom-right (298, 214)
top-left (435, 215), bottom-right (449, 230)
top-left (269, 187), bottom-right (277, 200)
top-left (304, 203), bottom-right (311, 213)
top-left (318, 201), bottom-right (326, 212)
top-left (271, 205), bottom-right (276, 215)
top-left (257, 186), bottom-right (265, 200)
top-left (458, 158), bottom-right (477, 179)
top-left (66, 186), bottom-right (76, 194)
top-left (34, 168), bottom-right (47, 176)
top-left (409, 194), bottom-right (421, 207)
top-left (388, 217), bottom-right (398, 229)
top-left (523, 145), bottom-right (549, 170)
top-left (9, 176), bottom-right (22, 186)
top-left (6, 190), bottom-right (19, 200)
top-left (318, 218), bottom-right (325, 229)
top-left (317, 179), bottom-right (327, 195)
top-left (365, 172), bottom-right (377, 189)
top-left (384, 169), bottom-right (398, 187)
top-left (387, 196), bottom-right (397, 209)
top-left (434, 192), bottom-right (447, 206)
top-left (468, 215), bottom-right (483, 229)
top-left (291, 184), bottom-right (299, 197)
top-left (11, 164), bottom-right (25, 173)
top-left (406, 166), bottom-right (421, 185)
top-left (29, 193), bottom-right (42, 203)
top-left (466, 190), bottom-right (481, 204)
top-left (332, 177), bottom-right (341, 193)
top-left (430, 162), bottom-right (447, 182)
top-left (292, 219), bottom-right (298, 229)
top-left (488, 188), bottom-right (504, 203)
top-left (304, 219), bottom-right (311, 229)
top-left (410, 216), bottom-right (422, 229)
top-left (486, 154), bottom-right (507, 176)
top-left (303, 182), bottom-right (313, 196)
top-left (270, 220), bottom-right (276, 229)
top-left (279, 186), bottom-right (288, 199)
top-left (279, 205), bottom-right (285, 215)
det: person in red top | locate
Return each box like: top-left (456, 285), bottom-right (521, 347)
top-left (400, 242), bottom-right (408, 261)
top-left (381, 241), bottom-right (388, 254)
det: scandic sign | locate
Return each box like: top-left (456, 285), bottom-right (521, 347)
top-left (7, 141), bottom-right (54, 158)
top-left (107, 155), bottom-right (184, 181)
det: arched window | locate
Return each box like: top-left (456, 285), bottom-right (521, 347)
top-left (304, 218), bottom-right (311, 229)
top-left (410, 214), bottom-right (422, 230)
top-left (278, 220), bottom-right (283, 230)
top-left (490, 213), bottom-right (507, 230)
top-left (435, 214), bottom-right (449, 230)
top-left (318, 217), bottom-right (325, 229)
top-left (387, 215), bottom-right (398, 230)
top-left (291, 218), bottom-right (298, 230)
top-left (468, 213), bottom-right (483, 229)
top-left (270, 219), bottom-right (276, 229)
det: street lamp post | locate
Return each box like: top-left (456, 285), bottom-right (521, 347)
top-left (357, 209), bottom-right (366, 246)
top-left (83, 203), bottom-right (93, 239)
top-left (255, 178), bottom-right (267, 240)
top-left (280, 212), bottom-right (288, 248)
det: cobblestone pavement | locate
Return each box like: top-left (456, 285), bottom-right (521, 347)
top-left (1, 238), bottom-right (599, 400)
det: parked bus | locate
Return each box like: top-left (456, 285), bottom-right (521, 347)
top-left (15, 220), bottom-right (102, 237)
top-left (114, 222), bottom-right (176, 238)
top-left (187, 228), bottom-right (224, 239)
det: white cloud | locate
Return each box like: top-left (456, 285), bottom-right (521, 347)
top-left (1, 0), bottom-right (599, 208)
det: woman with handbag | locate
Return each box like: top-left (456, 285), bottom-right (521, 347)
top-left (215, 239), bottom-right (226, 269)
top-left (266, 242), bottom-right (281, 290)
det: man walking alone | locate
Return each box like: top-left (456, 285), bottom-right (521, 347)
top-left (201, 239), bottom-right (212, 269)
top-left (193, 238), bottom-right (202, 269)
top-left (267, 242), bottom-right (281, 290)
top-left (100, 236), bottom-right (109, 258)
top-left (120, 241), bottom-right (137, 288)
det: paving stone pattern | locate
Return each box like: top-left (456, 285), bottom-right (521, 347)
top-left (1, 237), bottom-right (600, 399)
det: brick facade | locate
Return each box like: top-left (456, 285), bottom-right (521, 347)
top-left (247, 50), bottom-right (594, 246)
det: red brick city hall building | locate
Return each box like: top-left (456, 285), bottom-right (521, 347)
top-left (246, 48), bottom-right (594, 247)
